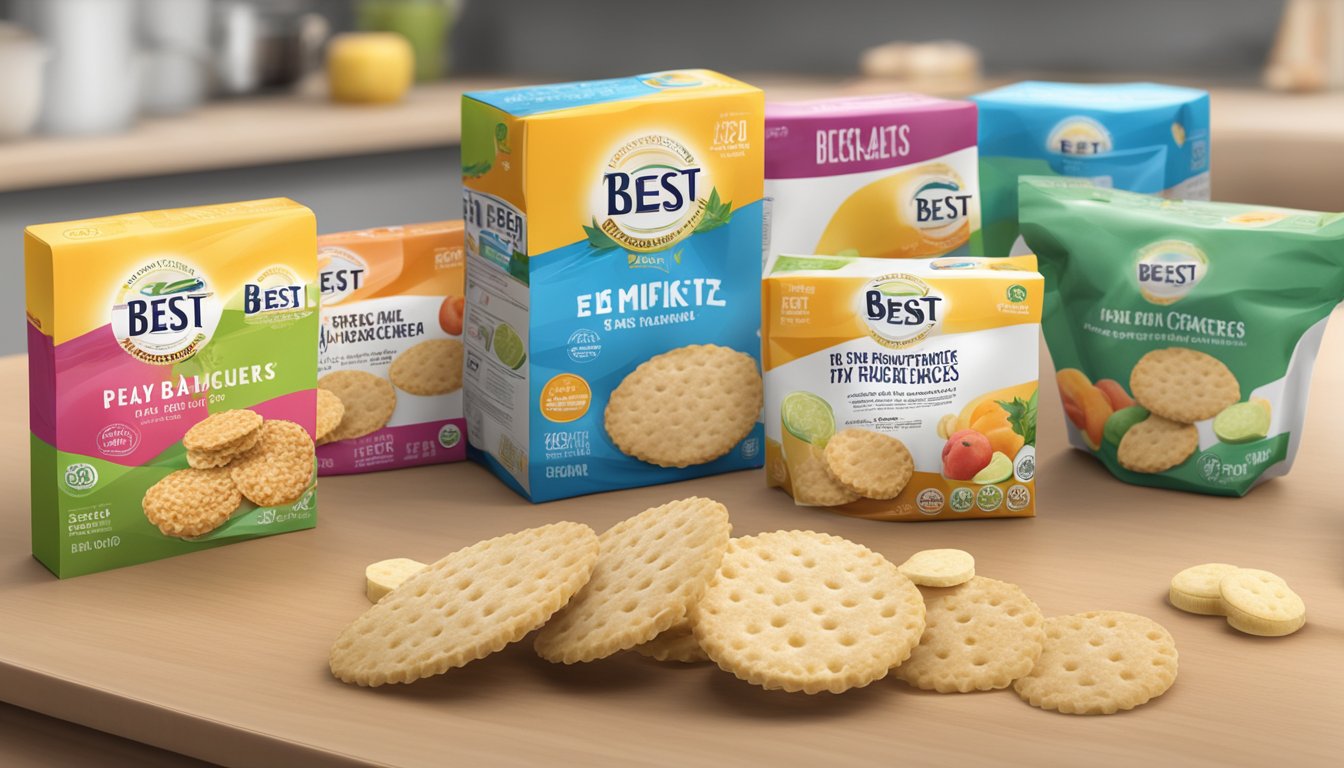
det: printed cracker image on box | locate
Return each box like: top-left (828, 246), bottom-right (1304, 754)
top-left (765, 93), bottom-right (980, 270)
top-left (461, 70), bottom-right (765, 502)
top-left (1019, 176), bottom-right (1344, 496)
top-left (25, 199), bottom-right (319, 578)
top-left (317, 221), bottom-right (467, 474)
top-left (973, 81), bottom-right (1210, 256)
top-left (763, 254), bottom-right (1042, 520)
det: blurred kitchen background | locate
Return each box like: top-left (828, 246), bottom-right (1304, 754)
top-left (1, 0), bottom-right (1342, 354)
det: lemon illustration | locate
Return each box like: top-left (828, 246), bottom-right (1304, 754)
top-left (781, 391), bottom-right (835, 447)
top-left (1213, 402), bottom-right (1270, 444)
top-left (972, 451), bottom-right (1012, 484)
top-left (493, 322), bottom-right (526, 370)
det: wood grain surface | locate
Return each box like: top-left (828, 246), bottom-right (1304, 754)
top-left (0, 329), bottom-right (1341, 767)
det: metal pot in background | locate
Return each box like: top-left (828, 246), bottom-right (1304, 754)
top-left (213, 0), bottom-right (330, 96)
top-left (0, 22), bottom-right (47, 140)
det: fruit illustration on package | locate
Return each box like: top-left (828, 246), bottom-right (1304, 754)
top-left (942, 429), bottom-right (992, 480)
top-left (439, 295), bottom-right (465, 336)
top-left (1055, 369), bottom-right (1113, 449)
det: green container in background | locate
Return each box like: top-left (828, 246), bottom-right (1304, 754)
top-left (356, 0), bottom-right (459, 81)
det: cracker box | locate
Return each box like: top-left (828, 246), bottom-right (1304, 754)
top-left (26, 199), bottom-right (319, 578)
top-left (973, 81), bottom-right (1210, 256)
top-left (763, 254), bottom-right (1043, 520)
top-left (316, 221), bottom-right (467, 474)
top-left (1019, 176), bottom-right (1344, 496)
top-left (461, 70), bottom-right (765, 502)
top-left (764, 94), bottom-right (980, 270)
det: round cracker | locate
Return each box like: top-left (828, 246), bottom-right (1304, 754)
top-left (1168, 562), bottom-right (1239, 616)
top-left (389, 338), bottom-right (464, 396)
top-left (316, 388), bottom-right (346, 443)
top-left (634, 618), bottom-right (709, 664)
top-left (898, 548), bottom-right (976, 587)
top-left (821, 428), bottom-right (914, 499)
top-left (182, 409), bottom-right (262, 452)
top-left (185, 427), bottom-right (262, 469)
top-left (604, 344), bottom-right (762, 468)
top-left (692, 530), bottom-right (926, 694)
top-left (330, 522), bottom-right (600, 686)
top-left (1129, 348), bottom-right (1240, 423)
top-left (230, 420), bottom-right (315, 507)
top-left (1013, 611), bottom-right (1178, 715)
top-left (1219, 568), bottom-right (1306, 636)
top-left (142, 467), bottom-right (241, 538)
top-left (790, 452), bottom-right (860, 507)
top-left (317, 370), bottom-right (396, 442)
top-left (895, 577), bottom-right (1045, 692)
top-left (1117, 414), bottom-right (1198, 474)
top-left (534, 497), bottom-right (731, 663)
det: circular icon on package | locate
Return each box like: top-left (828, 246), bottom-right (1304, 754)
top-left (916, 488), bottom-right (945, 515)
top-left (566, 329), bottom-right (602, 363)
top-left (1006, 484), bottom-right (1031, 512)
top-left (438, 424), bottom-right (462, 449)
top-left (96, 423), bottom-right (140, 457)
top-left (975, 485), bottom-right (1004, 512)
top-left (949, 487), bottom-right (975, 513)
top-left (63, 463), bottom-right (99, 496)
top-left (1014, 446), bottom-right (1037, 482)
top-left (1197, 453), bottom-right (1223, 482)
top-left (1006, 284), bottom-right (1028, 303)
top-left (740, 437), bottom-right (760, 460)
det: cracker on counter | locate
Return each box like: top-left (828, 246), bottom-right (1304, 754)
top-left (821, 428), bottom-right (914, 500)
top-left (895, 576), bottom-right (1045, 693)
top-left (1168, 563), bottom-right (1240, 616)
top-left (535, 497), bottom-right (731, 664)
top-left (365, 558), bottom-right (428, 603)
top-left (691, 530), bottom-right (925, 694)
top-left (330, 523), bottom-right (600, 686)
top-left (389, 338), bottom-right (465, 396)
top-left (1117, 414), bottom-right (1198, 474)
top-left (142, 467), bottom-right (242, 538)
top-left (1013, 611), bottom-right (1178, 715)
top-left (633, 618), bottom-right (709, 664)
top-left (898, 549), bottom-right (976, 588)
top-left (604, 344), bottom-right (762, 468)
top-left (229, 420), bottom-right (315, 507)
top-left (1219, 568), bottom-right (1306, 637)
top-left (1129, 348), bottom-right (1240, 424)
top-left (317, 370), bottom-right (397, 442)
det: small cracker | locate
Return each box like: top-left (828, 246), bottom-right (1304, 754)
top-left (389, 338), bottom-right (464, 396)
top-left (634, 618), bottom-right (709, 664)
top-left (821, 428), bottom-right (914, 499)
top-left (142, 467), bottom-right (241, 538)
top-left (898, 549), bottom-right (976, 587)
top-left (605, 344), bottom-right (762, 468)
top-left (317, 370), bottom-right (397, 442)
top-left (1117, 414), bottom-right (1198, 473)
top-left (896, 577), bottom-right (1045, 692)
top-left (790, 451), bottom-right (860, 507)
top-left (1219, 568), bottom-right (1306, 636)
top-left (691, 530), bottom-right (926, 695)
top-left (366, 558), bottom-right (428, 603)
top-left (535, 497), bottom-right (731, 663)
top-left (185, 428), bottom-right (262, 469)
top-left (1013, 611), bottom-right (1178, 715)
top-left (182, 409), bottom-right (262, 452)
top-left (316, 388), bottom-right (346, 443)
top-left (230, 420), bottom-right (315, 507)
top-left (330, 522), bottom-right (600, 686)
top-left (1130, 348), bottom-right (1240, 423)
top-left (1168, 563), bottom-right (1239, 616)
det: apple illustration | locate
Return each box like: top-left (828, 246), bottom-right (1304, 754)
top-left (942, 429), bottom-right (993, 480)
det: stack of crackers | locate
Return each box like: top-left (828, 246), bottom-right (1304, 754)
top-left (327, 499), bottom-right (1179, 715)
top-left (1119, 347), bottom-right (1242, 474)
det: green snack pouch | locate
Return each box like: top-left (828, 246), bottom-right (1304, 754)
top-left (1019, 176), bottom-right (1344, 496)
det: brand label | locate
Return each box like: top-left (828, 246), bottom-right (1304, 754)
top-left (908, 173), bottom-right (973, 236)
top-left (245, 266), bottom-right (307, 317)
top-left (319, 247), bottom-right (368, 306)
top-left (1136, 240), bottom-right (1207, 305)
top-left (112, 259), bottom-right (221, 364)
top-left (815, 124), bottom-right (911, 165)
top-left (597, 135), bottom-right (707, 252)
top-left (859, 274), bottom-right (944, 348)
top-left (1046, 116), bottom-right (1113, 156)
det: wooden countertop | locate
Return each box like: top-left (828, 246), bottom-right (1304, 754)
top-left (0, 335), bottom-right (1341, 767)
top-left (4, 74), bottom-right (1344, 211)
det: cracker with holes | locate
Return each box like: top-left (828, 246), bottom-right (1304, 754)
top-left (634, 618), bottom-right (709, 664)
top-left (229, 420), bottom-right (315, 507)
top-left (365, 558), bottom-right (428, 603)
top-left (330, 522), bottom-right (600, 686)
top-left (535, 497), bottom-right (731, 663)
top-left (1130, 348), bottom-right (1240, 424)
top-left (389, 338), bottom-right (465, 396)
top-left (1219, 568), bottom-right (1306, 636)
top-left (1168, 562), bottom-right (1239, 616)
top-left (691, 530), bottom-right (925, 694)
top-left (1013, 611), bottom-right (1178, 715)
top-left (604, 344), bottom-right (763, 468)
top-left (142, 467), bottom-right (242, 538)
top-left (895, 576), bottom-right (1045, 693)
top-left (317, 371), bottom-right (397, 443)
top-left (898, 548), bottom-right (975, 587)
top-left (1117, 414), bottom-right (1198, 474)
top-left (184, 409), bottom-right (263, 469)
top-left (821, 428), bottom-right (914, 500)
